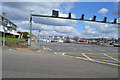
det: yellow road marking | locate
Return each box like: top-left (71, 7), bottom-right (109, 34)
top-left (53, 52), bottom-right (119, 66)
top-left (94, 59), bottom-right (119, 63)
top-left (82, 53), bottom-right (94, 61)
top-left (62, 53), bottom-right (65, 55)
top-left (75, 57), bottom-right (89, 60)
top-left (102, 53), bottom-right (119, 62)
top-left (93, 60), bottom-right (120, 66)
top-left (54, 52), bottom-right (58, 54)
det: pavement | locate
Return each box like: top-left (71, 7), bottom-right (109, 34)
top-left (1, 42), bottom-right (119, 78)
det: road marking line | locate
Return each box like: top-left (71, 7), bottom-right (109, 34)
top-left (53, 52), bottom-right (119, 66)
top-left (93, 60), bottom-right (120, 66)
top-left (102, 53), bottom-right (119, 62)
top-left (43, 46), bottom-right (46, 50)
top-left (54, 52), bottom-right (58, 54)
top-left (75, 57), bottom-right (89, 60)
top-left (94, 59), bottom-right (119, 63)
top-left (62, 53), bottom-right (66, 56)
top-left (94, 59), bottom-right (119, 64)
top-left (64, 54), bottom-right (74, 57)
top-left (82, 53), bottom-right (94, 61)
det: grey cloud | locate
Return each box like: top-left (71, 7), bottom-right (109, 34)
top-left (82, 21), bottom-right (118, 38)
top-left (33, 17), bottom-right (75, 26)
top-left (2, 2), bottom-right (75, 26)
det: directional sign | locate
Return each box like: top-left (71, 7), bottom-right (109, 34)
top-left (38, 30), bottom-right (41, 32)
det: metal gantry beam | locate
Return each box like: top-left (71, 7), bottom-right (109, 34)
top-left (31, 14), bottom-right (120, 25)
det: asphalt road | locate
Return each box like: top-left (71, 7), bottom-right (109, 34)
top-left (2, 42), bottom-right (119, 78)
top-left (36, 42), bottom-right (118, 53)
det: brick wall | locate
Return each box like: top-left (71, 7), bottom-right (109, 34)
top-left (5, 41), bottom-right (28, 48)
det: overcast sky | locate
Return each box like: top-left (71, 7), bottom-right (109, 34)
top-left (1, 1), bottom-right (119, 38)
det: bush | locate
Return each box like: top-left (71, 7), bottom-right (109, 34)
top-left (64, 40), bottom-right (70, 43)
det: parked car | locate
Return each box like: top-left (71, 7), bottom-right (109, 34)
top-left (113, 43), bottom-right (120, 47)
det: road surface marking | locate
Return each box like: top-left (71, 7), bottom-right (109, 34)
top-left (43, 46), bottom-right (46, 50)
top-left (93, 60), bottom-right (120, 66)
top-left (53, 52), bottom-right (120, 66)
top-left (93, 59), bottom-right (119, 63)
top-left (102, 53), bottom-right (119, 62)
top-left (82, 53), bottom-right (94, 61)
top-left (75, 57), bottom-right (89, 60)
top-left (54, 52), bottom-right (58, 54)
top-left (46, 47), bottom-right (52, 51)
top-left (62, 53), bottom-right (66, 56)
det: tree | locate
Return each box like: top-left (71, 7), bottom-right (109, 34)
top-left (18, 32), bottom-right (30, 39)
top-left (73, 37), bottom-right (79, 42)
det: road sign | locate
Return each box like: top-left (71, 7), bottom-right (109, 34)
top-left (38, 30), bottom-right (41, 32)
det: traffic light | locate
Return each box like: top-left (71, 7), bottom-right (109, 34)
top-left (113, 18), bottom-right (117, 23)
top-left (68, 13), bottom-right (71, 19)
top-left (103, 17), bottom-right (107, 22)
top-left (92, 15), bottom-right (96, 21)
top-left (30, 17), bottom-right (32, 22)
top-left (52, 10), bottom-right (59, 17)
top-left (80, 14), bottom-right (84, 20)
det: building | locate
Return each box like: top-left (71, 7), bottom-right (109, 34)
top-left (38, 35), bottom-right (64, 42)
top-left (0, 13), bottom-right (20, 37)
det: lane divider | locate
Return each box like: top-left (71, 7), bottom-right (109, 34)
top-left (94, 59), bottom-right (119, 63)
top-left (101, 53), bottom-right (120, 62)
top-left (75, 57), bottom-right (89, 60)
top-left (93, 60), bottom-right (119, 66)
top-left (82, 53), bottom-right (94, 61)
top-left (53, 52), bottom-right (120, 66)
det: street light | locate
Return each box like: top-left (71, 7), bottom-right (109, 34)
top-left (29, 9), bottom-right (34, 46)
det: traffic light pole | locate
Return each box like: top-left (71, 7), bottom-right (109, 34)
top-left (31, 14), bottom-right (120, 25)
top-left (29, 14), bottom-right (32, 46)
top-left (29, 10), bottom-right (119, 46)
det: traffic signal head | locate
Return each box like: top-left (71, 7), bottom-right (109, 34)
top-left (68, 13), bottom-right (71, 19)
top-left (103, 17), bottom-right (107, 22)
top-left (92, 15), bottom-right (96, 21)
top-left (80, 14), bottom-right (84, 20)
top-left (113, 18), bottom-right (117, 23)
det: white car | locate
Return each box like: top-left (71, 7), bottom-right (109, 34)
top-left (113, 43), bottom-right (120, 47)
